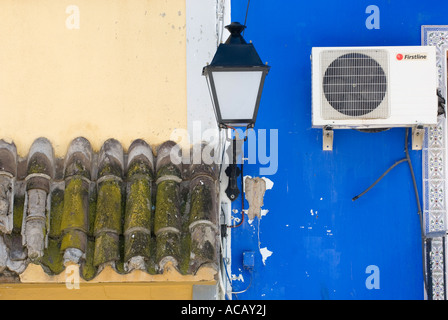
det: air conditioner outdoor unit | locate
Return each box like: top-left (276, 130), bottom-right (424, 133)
top-left (311, 46), bottom-right (438, 150)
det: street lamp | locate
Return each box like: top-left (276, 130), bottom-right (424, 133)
top-left (202, 22), bottom-right (270, 129)
top-left (203, 22), bottom-right (270, 207)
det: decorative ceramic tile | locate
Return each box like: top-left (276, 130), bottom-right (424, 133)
top-left (432, 273), bottom-right (445, 300)
top-left (428, 237), bottom-right (446, 300)
top-left (426, 210), bottom-right (446, 233)
top-left (428, 123), bottom-right (444, 149)
top-left (429, 150), bottom-right (445, 180)
top-left (430, 238), bottom-right (445, 273)
top-left (429, 180), bottom-right (445, 211)
top-left (422, 25), bottom-right (448, 300)
top-left (431, 237), bottom-right (446, 300)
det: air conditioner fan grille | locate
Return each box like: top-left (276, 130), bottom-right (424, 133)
top-left (322, 52), bottom-right (388, 119)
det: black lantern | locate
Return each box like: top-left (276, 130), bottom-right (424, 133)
top-left (203, 22), bottom-right (270, 129)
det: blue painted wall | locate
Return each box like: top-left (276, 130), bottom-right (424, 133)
top-left (228, 0), bottom-right (448, 300)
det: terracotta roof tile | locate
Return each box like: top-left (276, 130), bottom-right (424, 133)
top-left (0, 137), bottom-right (219, 282)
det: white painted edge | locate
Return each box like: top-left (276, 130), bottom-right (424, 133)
top-left (186, 0), bottom-right (231, 144)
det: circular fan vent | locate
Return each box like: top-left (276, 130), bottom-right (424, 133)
top-left (322, 53), bottom-right (387, 117)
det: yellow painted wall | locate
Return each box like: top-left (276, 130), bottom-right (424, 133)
top-left (0, 0), bottom-right (187, 157)
top-left (0, 282), bottom-right (215, 300)
top-left (0, 0), bottom-right (213, 300)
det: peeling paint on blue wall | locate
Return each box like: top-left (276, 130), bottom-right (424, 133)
top-left (228, 0), bottom-right (448, 300)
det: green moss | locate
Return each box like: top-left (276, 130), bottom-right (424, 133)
top-left (191, 237), bottom-right (215, 262)
top-left (178, 232), bottom-right (191, 275)
top-left (127, 159), bottom-right (152, 179)
top-left (81, 239), bottom-right (97, 280)
top-left (124, 179), bottom-right (152, 231)
top-left (124, 232), bottom-right (151, 261)
top-left (115, 261), bottom-right (126, 274)
top-left (189, 184), bottom-right (212, 224)
top-left (88, 186), bottom-right (97, 236)
top-left (60, 178), bottom-right (88, 233)
top-left (156, 164), bottom-right (181, 180)
top-left (27, 157), bottom-right (48, 174)
top-left (93, 232), bottom-right (119, 267)
top-left (40, 238), bottom-right (64, 275)
top-left (150, 183), bottom-right (156, 235)
top-left (154, 180), bottom-right (180, 233)
top-left (145, 239), bottom-right (157, 274)
top-left (60, 229), bottom-right (86, 251)
top-left (65, 158), bottom-right (90, 179)
top-left (188, 222), bottom-right (217, 273)
top-left (179, 184), bottom-right (190, 217)
top-left (12, 195), bottom-right (24, 234)
top-left (115, 234), bottom-right (126, 274)
top-left (156, 231), bottom-right (180, 265)
top-left (93, 179), bottom-right (123, 267)
top-left (48, 189), bottom-right (64, 238)
top-left (178, 186), bottom-right (191, 275)
top-left (98, 160), bottom-right (122, 178)
top-left (94, 180), bottom-right (122, 234)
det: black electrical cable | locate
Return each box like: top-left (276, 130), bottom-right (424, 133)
top-left (352, 129), bottom-right (417, 206)
top-left (243, 0), bottom-right (251, 30)
top-left (404, 128), bottom-right (428, 299)
top-left (352, 128), bottom-right (429, 298)
top-left (352, 158), bottom-right (407, 201)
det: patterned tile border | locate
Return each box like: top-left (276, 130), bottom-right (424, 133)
top-left (422, 25), bottom-right (448, 300)
top-left (426, 237), bottom-right (446, 299)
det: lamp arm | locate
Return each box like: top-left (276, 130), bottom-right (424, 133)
top-left (225, 137), bottom-right (241, 201)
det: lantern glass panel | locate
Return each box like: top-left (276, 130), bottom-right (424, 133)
top-left (212, 70), bottom-right (263, 122)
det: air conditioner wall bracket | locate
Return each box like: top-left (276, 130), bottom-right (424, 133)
top-left (323, 126), bottom-right (333, 151)
top-left (412, 125), bottom-right (425, 150)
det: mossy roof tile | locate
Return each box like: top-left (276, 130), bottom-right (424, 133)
top-left (0, 138), bottom-right (219, 282)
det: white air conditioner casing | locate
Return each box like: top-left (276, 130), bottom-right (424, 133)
top-left (312, 46), bottom-right (438, 129)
